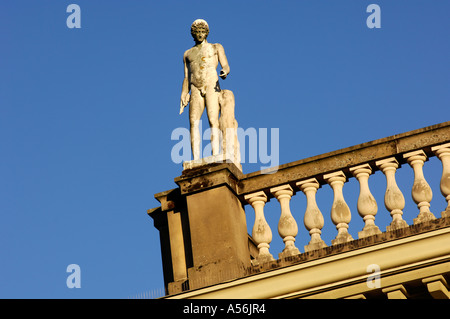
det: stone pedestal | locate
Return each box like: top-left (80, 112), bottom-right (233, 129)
top-left (183, 154), bottom-right (242, 172)
top-left (174, 162), bottom-right (250, 290)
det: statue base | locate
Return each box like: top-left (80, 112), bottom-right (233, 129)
top-left (183, 154), bottom-right (242, 172)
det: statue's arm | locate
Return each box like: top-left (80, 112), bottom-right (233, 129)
top-left (180, 52), bottom-right (190, 114)
top-left (216, 43), bottom-right (230, 79)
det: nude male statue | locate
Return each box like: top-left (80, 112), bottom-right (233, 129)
top-left (179, 19), bottom-right (231, 161)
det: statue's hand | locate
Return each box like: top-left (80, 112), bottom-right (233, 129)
top-left (179, 93), bottom-right (190, 114)
top-left (219, 69), bottom-right (228, 79)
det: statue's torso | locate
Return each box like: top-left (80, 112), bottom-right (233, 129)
top-left (186, 43), bottom-right (219, 89)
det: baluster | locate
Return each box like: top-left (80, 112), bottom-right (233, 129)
top-left (432, 143), bottom-right (450, 218)
top-left (403, 150), bottom-right (436, 224)
top-left (324, 171), bottom-right (353, 245)
top-left (296, 178), bottom-right (327, 252)
top-left (270, 185), bottom-right (300, 258)
top-left (350, 164), bottom-right (381, 238)
top-left (376, 157), bottom-right (408, 231)
top-left (244, 191), bottom-right (274, 264)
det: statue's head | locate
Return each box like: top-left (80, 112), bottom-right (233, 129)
top-left (191, 19), bottom-right (209, 43)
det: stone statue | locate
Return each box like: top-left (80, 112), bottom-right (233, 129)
top-left (179, 19), bottom-right (240, 167)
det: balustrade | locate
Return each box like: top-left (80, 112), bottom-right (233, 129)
top-left (324, 171), bottom-right (354, 245)
top-left (350, 164), bottom-right (381, 238)
top-left (244, 191), bottom-right (274, 264)
top-left (432, 143), bottom-right (450, 218)
top-left (404, 150), bottom-right (436, 224)
top-left (244, 143), bottom-right (450, 263)
top-left (151, 123), bottom-right (450, 296)
top-left (375, 157), bottom-right (408, 231)
top-left (270, 185), bottom-right (300, 259)
top-left (296, 178), bottom-right (326, 252)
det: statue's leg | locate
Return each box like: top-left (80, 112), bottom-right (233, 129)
top-left (205, 88), bottom-right (221, 156)
top-left (189, 87), bottom-right (205, 160)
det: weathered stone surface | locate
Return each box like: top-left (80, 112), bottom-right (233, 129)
top-left (150, 121), bottom-right (450, 295)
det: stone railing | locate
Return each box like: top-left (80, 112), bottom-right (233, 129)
top-left (149, 121), bottom-right (450, 295)
top-left (240, 123), bottom-right (450, 265)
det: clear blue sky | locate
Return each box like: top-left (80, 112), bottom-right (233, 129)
top-left (1, 1), bottom-right (449, 298)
